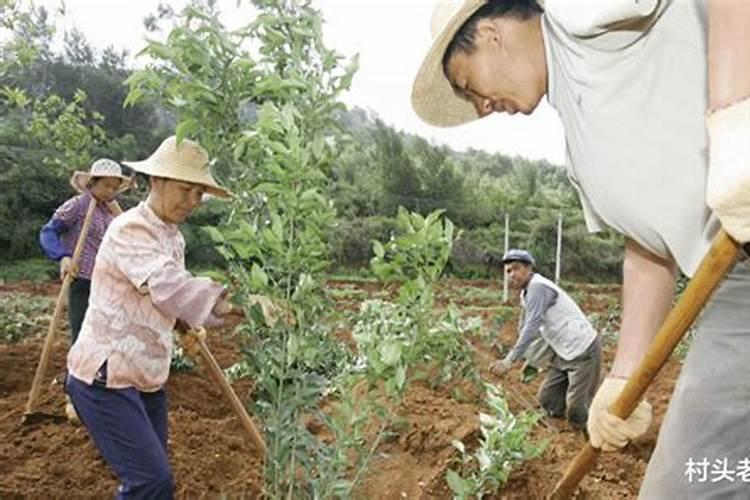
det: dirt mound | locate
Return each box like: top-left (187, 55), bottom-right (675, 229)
top-left (0, 325), bottom-right (263, 499)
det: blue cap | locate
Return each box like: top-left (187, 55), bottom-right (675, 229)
top-left (502, 249), bottom-right (535, 267)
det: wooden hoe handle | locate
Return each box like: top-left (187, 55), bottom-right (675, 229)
top-left (24, 197), bottom-right (98, 417)
top-left (184, 328), bottom-right (268, 455)
top-left (549, 229), bottom-right (741, 499)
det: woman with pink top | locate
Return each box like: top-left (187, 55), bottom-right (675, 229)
top-left (65, 136), bottom-right (233, 499)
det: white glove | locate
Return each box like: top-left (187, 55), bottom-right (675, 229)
top-left (490, 356), bottom-right (512, 377)
top-left (587, 377), bottom-right (652, 451)
top-left (707, 96), bottom-right (750, 242)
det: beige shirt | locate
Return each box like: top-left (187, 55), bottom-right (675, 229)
top-left (542, 0), bottom-right (719, 276)
top-left (67, 202), bottom-right (224, 392)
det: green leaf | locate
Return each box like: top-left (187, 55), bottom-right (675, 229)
top-left (328, 479), bottom-right (353, 496)
top-left (175, 118), bottom-right (198, 141)
top-left (250, 263), bottom-right (269, 288)
top-left (445, 470), bottom-right (470, 497)
top-left (520, 363), bottom-right (539, 384)
top-left (379, 340), bottom-right (402, 366)
top-left (373, 241), bottom-right (384, 259)
top-left (339, 54), bottom-right (359, 90)
top-left (395, 365), bottom-right (406, 390)
top-left (203, 226), bottom-right (225, 243)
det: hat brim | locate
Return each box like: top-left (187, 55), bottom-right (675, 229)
top-left (70, 171), bottom-right (133, 194)
top-left (123, 159), bottom-right (232, 199)
top-left (411, 0), bottom-right (486, 128)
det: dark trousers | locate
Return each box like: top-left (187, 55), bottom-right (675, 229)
top-left (537, 336), bottom-right (602, 431)
top-left (66, 374), bottom-right (173, 499)
top-left (68, 278), bottom-right (91, 344)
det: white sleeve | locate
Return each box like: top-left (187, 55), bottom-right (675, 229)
top-left (544, 0), bottom-right (660, 37)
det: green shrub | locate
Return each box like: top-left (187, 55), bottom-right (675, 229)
top-left (353, 209), bottom-right (480, 397)
top-left (328, 216), bottom-right (398, 269)
top-left (446, 383), bottom-right (547, 499)
top-left (0, 259), bottom-right (57, 282)
top-left (0, 291), bottom-right (53, 343)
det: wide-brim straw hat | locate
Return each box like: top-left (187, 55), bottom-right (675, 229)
top-left (412, 0), bottom-right (487, 128)
top-left (122, 136), bottom-right (231, 198)
top-left (70, 158), bottom-right (133, 194)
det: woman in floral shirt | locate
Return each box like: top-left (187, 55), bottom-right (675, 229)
top-left (66, 136), bottom-right (233, 499)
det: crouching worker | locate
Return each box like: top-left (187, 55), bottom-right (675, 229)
top-left (490, 249), bottom-right (601, 432)
top-left (65, 136), bottom-right (233, 499)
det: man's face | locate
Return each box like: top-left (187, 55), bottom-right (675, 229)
top-left (444, 17), bottom-right (546, 118)
top-left (505, 261), bottom-right (533, 289)
top-left (151, 178), bottom-right (205, 224)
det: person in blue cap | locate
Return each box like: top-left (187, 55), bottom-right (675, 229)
top-left (491, 248), bottom-right (601, 432)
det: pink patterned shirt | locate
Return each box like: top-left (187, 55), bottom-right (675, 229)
top-left (67, 201), bottom-right (225, 392)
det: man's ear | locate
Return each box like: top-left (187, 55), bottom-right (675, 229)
top-left (475, 17), bottom-right (502, 47)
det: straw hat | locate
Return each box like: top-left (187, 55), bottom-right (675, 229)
top-left (70, 158), bottom-right (133, 194)
top-left (412, 0), bottom-right (487, 127)
top-left (122, 136), bottom-right (231, 198)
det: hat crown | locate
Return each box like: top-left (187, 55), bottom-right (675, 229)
top-left (122, 135), bottom-right (230, 198)
top-left (503, 249), bottom-right (536, 266)
top-left (431, 0), bottom-right (463, 39)
top-left (154, 136), bottom-right (210, 175)
top-left (90, 158), bottom-right (124, 177)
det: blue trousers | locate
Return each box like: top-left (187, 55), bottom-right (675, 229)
top-left (67, 374), bottom-right (174, 499)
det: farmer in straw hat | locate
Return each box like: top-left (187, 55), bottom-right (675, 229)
top-left (40, 158), bottom-right (132, 423)
top-left (40, 158), bottom-right (132, 344)
top-left (413, 0), bottom-right (750, 496)
top-left (65, 136), bottom-right (234, 499)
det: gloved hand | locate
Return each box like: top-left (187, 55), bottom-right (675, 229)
top-left (178, 327), bottom-right (206, 359)
top-left (60, 256), bottom-right (78, 280)
top-left (706, 96), bottom-right (750, 242)
top-left (490, 356), bottom-right (512, 377)
top-left (587, 376), bottom-right (653, 451)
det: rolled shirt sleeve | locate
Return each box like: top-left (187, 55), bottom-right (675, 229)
top-left (146, 264), bottom-right (225, 329)
top-left (507, 282), bottom-right (558, 363)
top-left (108, 209), bottom-right (225, 329)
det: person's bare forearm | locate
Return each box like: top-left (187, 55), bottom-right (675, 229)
top-left (609, 239), bottom-right (677, 378)
top-left (709, 0), bottom-right (750, 110)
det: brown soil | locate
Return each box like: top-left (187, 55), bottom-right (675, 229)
top-left (0, 284), bottom-right (263, 499)
top-left (0, 279), bottom-right (682, 499)
top-left (354, 325), bottom-right (680, 500)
